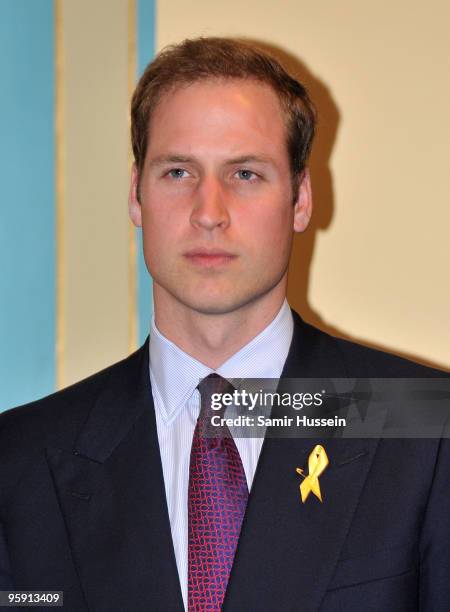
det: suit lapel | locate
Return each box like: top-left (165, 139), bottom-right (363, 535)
top-left (46, 342), bottom-right (184, 612)
top-left (223, 312), bottom-right (380, 611)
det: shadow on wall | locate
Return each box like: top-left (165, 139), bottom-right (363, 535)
top-left (246, 39), bottom-right (448, 373)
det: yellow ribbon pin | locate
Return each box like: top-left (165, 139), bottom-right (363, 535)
top-left (296, 445), bottom-right (329, 503)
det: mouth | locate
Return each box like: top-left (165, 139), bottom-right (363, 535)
top-left (183, 248), bottom-right (237, 268)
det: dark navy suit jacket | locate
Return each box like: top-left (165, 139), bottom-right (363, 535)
top-left (0, 311), bottom-right (448, 611)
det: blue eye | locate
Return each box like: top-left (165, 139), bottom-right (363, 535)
top-left (168, 168), bottom-right (188, 179)
top-left (236, 169), bottom-right (256, 181)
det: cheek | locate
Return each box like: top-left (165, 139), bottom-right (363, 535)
top-left (141, 203), bottom-right (179, 243)
top-left (246, 207), bottom-right (293, 248)
top-left (140, 209), bottom-right (167, 266)
top-left (140, 205), bottom-right (189, 277)
top-left (248, 213), bottom-right (293, 272)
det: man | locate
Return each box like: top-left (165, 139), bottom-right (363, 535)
top-left (0, 38), bottom-right (448, 611)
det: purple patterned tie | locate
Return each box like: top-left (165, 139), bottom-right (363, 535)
top-left (188, 374), bottom-right (249, 611)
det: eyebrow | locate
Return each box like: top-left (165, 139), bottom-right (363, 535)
top-left (147, 153), bottom-right (274, 167)
top-left (148, 155), bottom-right (194, 166)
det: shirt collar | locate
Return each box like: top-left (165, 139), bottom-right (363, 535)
top-left (149, 299), bottom-right (294, 424)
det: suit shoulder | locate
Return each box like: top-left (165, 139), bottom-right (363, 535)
top-left (298, 317), bottom-right (447, 378)
top-left (333, 334), bottom-right (446, 377)
top-left (0, 343), bottom-right (148, 510)
top-left (0, 343), bottom-right (147, 456)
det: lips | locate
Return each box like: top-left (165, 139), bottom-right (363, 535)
top-left (184, 248), bottom-right (237, 267)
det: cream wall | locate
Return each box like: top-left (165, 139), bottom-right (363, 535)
top-left (61, 0), bottom-right (131, 386)
top-left (157, 0), bottom-right (450, 369)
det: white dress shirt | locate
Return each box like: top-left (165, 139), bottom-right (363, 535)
top-left (149, 300), bottom-right (294, 609)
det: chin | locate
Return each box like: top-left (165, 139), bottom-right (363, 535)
top-left (155, 272), bottom-right (288, 317)
top-left (176, 286), bottom-right (277, 317)
top-left (182, 296), bottom-right (244, 316)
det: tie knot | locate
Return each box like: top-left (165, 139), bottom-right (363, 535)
top-left (197, 373), bottom-right (233, 399)
top-left (197, 374), bottom-right (235, 437)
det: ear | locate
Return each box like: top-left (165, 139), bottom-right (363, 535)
top-left (293, 168), bottom-right (313, 233)
top-left (128, 163), bottom-right (142, 227)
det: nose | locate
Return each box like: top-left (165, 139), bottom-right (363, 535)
top-left (190, 176), bottom-right (230, 231)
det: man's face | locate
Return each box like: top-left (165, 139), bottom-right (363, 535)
top-left (129, 78), bottom-right (312, 316)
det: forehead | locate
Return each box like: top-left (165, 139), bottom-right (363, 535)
top-left (146, 78), bottom-right (288, 158)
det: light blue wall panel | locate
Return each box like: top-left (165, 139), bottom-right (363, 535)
top-left (136, 0), bottom-right (156, 344)
top-left (0, 1), bottom-right (55, 411)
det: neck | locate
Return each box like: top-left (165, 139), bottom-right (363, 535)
top-left (153, 285), bottom-right (287, 369)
